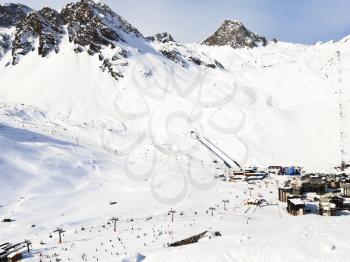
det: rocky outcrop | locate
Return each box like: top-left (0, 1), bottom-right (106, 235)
top-left (188, 56), bottom-right (224, 69)
top-left (160, 49), bottom-right (184, 65)
top-left (0, 32), bottom-right (11, 58)
top-left (61, 0), bottom-right (143, 54)
top-left (0, 3), bottom-right (32, 27)
top-left (157, 46), bottom-right (224, 69)
top-left (12, 8), bottom-right (64, 64)
top-left (203, 20), bottom-right (267, 48)
top-left (147, 32), bottom-right (174, 43)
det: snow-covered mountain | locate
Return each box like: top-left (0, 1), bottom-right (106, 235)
top-left (1, 1), bottom-right (350, 261)
top-left (0, 0), bottom-right (348, 170)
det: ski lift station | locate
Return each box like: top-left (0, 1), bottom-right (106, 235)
top-left (191, 131), bottom-right (268, 181)
top-left (0, 241), bottom-right (29, 262)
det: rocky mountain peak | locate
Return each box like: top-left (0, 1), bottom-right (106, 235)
top-left (61, 0), bottom-right (143, 54)
top-left (0, 0), bottom-right (149, 81)
top-left (0, 3), bottom-right (32, 28)
top-left (203, 19), bottom-right (267, 48)
top-left (0, 0), bottom-right (146, 69)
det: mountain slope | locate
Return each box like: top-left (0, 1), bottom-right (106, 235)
top-left (0, 33), bottom-right (349, 175)
top-left (0, 0), bottom-right (349, 171)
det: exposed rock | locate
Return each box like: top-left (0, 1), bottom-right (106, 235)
top-left (147, 32), bottom-right (174, 43)
top-left (39, 7), bottom-right (64, 32)
top-left (0, 33), bottom-right (11, 58)
top-left (0, 0), bottom-right (156, 80)
top-left (203, 20), bottom-right (267, 49)
top-left (0, 3), bottom-right (32, 27)
top-left (188, 56), bottom-right (224, 69)
top-left (188, 56), bottom-right (202, 65)
top-left (101, 58), bottom-right (124, 79)
top-left (160, 49), bottom-right (188, 67)
top-left (61, 0), bottom-right (143, 54)
top-left (12, 9), bottom-right (64, 64)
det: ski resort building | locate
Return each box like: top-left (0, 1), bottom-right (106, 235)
top-left (278, 186), bottom-right (293, 202)
top-left (287, 196), bottom-right (305, 216)
top-left (342, 184), bottom-right (350, 197)
top-left (281, 174), bottom-right (350, 216)
top-left (278, 166), bottom-right (302, 176)
top-left (0, 242), bottom-right (25, 262)
top-left (229, 170), bottom-right (268, 182)
top-left (289, 175), bottom-right (326, 195)
top-left (268, 166), bottom-right (283, 174)
top-left (319, 201), bottom-right (337, 216)
top-left (319, 193), bottom-right (344, 216)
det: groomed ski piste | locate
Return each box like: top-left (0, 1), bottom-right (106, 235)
top-left (1, 4), bottom-right (350, 261)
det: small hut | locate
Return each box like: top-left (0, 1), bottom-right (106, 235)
top-left (319, 201), bottom-right (336, 216)
top-left (6, 252), bottom-right (22, 262)
top-left (287, 197), bottom-right (305, 216)
top-left (0, 242), bottom-right (24, 262)
top-left (319, 193), bottom-right (344, 216)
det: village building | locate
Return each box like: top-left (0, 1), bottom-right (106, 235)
top-left (342, 183), bottom-right (350, 197)
top-left (278, 186), bottom-right (293, 202)
top-left (327, 179), bottom-right (341, 189)
top-left (0, 242), bottom-right (25, 262)
top-left (287, 196), bottom-right (305, 216)
top-left (319, 193), bottom-right (345, 216)
top-left (319, 201), bottom-right (337, 216)
top-left (268, 166), bottom-right (283, 174)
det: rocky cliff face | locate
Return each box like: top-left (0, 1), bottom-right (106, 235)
top-left (0, 3), bottom-right (33, 61)
top-left (203, 20), bottom-right (267, 48)
top-left (61, 0), bottom-right (143, 55)
top-left (12, 8), bottom-right (64, 64)
top-left (0, 3), bottom-right (32, 27)
top-left (0, 32), bottom-right (11, 59)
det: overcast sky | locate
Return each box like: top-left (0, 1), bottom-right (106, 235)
top-left (1, 0), bottom-right (350, 44)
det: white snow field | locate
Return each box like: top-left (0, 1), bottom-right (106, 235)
top-left (1, 16), bottom-right (350, 261)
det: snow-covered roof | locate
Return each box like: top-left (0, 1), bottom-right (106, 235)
top-left (279, 186), bottom-right (292, 189)
top-left (289, 198), bottom-right (304, 206)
